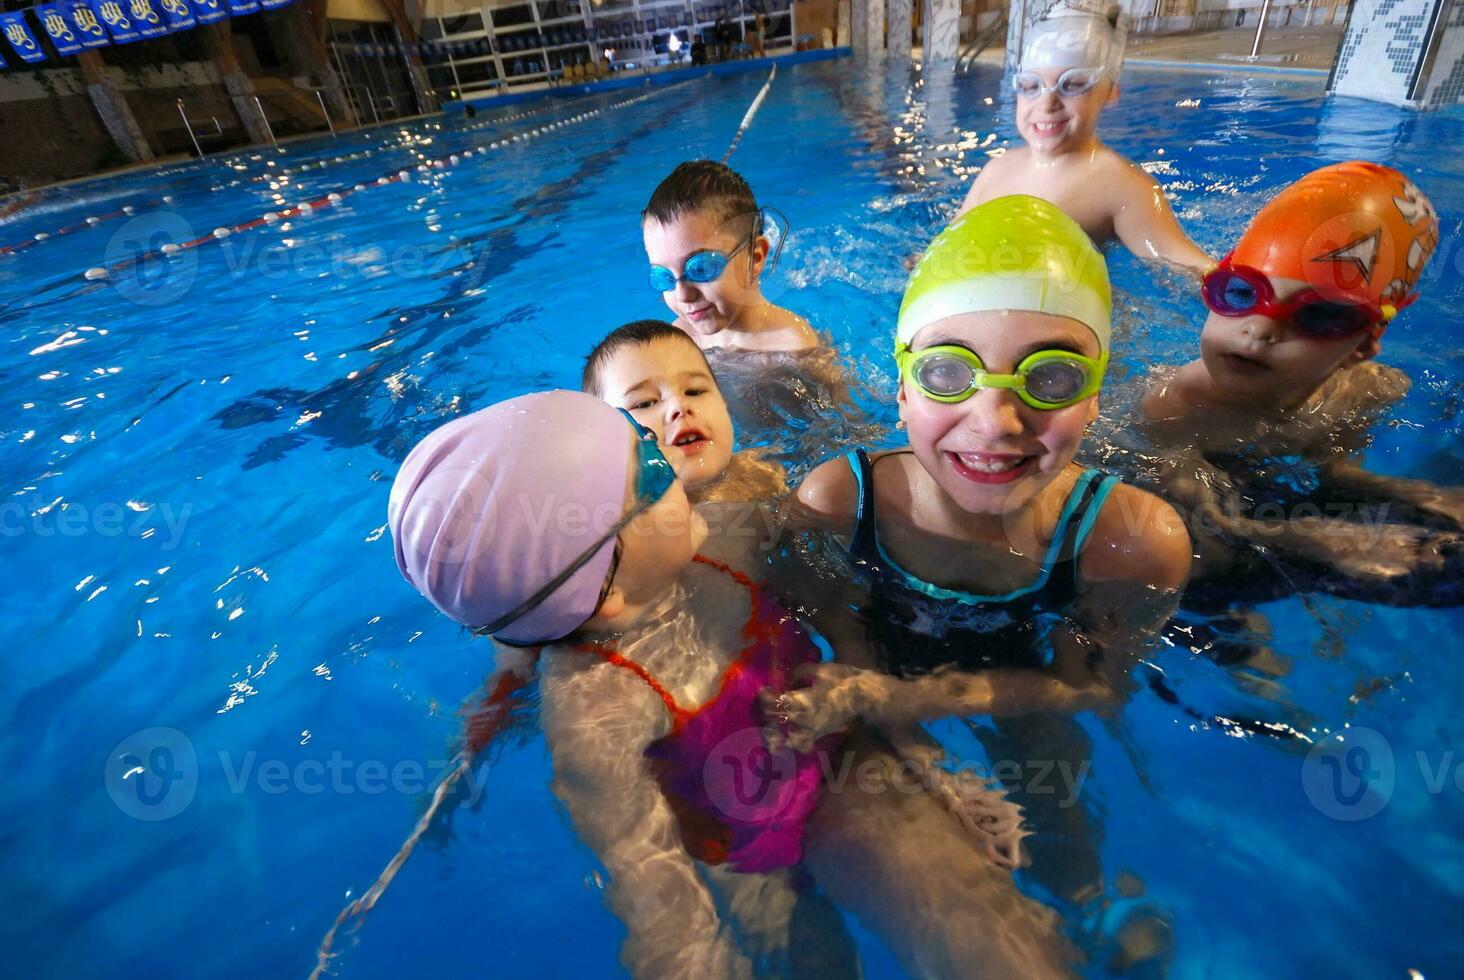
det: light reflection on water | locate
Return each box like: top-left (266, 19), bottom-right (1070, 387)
top-left (0, 59), bottom-right (1460, 978)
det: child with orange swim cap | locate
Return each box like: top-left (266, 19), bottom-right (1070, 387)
top-left (1141, 161), bottom-right (1463, 604)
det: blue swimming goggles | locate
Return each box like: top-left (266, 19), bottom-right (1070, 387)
top-left (475, 409), bottom-right (677, 640)
top-left (648, 227), bottom-right (759, 293)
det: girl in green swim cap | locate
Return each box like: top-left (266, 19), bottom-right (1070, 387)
top-left (778, 195), bottom-right (1192, 912)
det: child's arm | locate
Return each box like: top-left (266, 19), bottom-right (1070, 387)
top-left (541, 659), bottom-right (752, 980)
top-left (1112, 163), bottom-right (1213, 274)
top-left (1318, 461), bottom-right (1464, 530)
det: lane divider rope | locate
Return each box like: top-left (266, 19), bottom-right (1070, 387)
top-left (78, 87), bottom-right (675, 284)
top-left (0, 95), bottom-right (612, 258)
top-left (723, 65), bottom-right (776, 163)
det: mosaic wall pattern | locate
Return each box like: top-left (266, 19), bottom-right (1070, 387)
top-left (1331, 0), bottom-right (1435, 104)
top-left (888, 0), bottom-right (914, 57)
top-left (923, 0), bottom-right (961, 61)
top-left (853, 0), bottom-right (886, 56)
top-left (1421, 0), bottom-right (1464, 107)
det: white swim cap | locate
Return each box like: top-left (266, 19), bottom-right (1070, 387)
top-left (1021, 2), bottom-right (1126, 76)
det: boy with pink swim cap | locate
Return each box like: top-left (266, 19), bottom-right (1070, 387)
top-left (389, 390), bottom-right (1073, 979)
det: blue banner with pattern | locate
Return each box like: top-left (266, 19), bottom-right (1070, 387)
top-left (1, 11), bottom-right (48, 62)
top-left (36, 2), bottom-right (85, 54)
top-left (92, 0), bottom-right (140, 43)
top-left (66, 0), bottom-right (110, 47)
top-left (257, 0), bottom-right (291, 8)
top-left (125, 0), bottom-right (172, 39)
top-left (186, 0), bottom-right (227, 24)
top-left (224, 0), bottom-right (259, 15)
top-left (157, 0), bottom-right (195, 30)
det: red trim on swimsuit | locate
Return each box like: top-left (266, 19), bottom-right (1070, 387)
top-left (572, 554), bottom-right (765, 731)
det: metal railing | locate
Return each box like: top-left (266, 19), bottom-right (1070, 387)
top-left (253, 89), bottom-right (340, 144)
top-left (176, 87), bottom-right (341, 159)
top-left (956, 10), bottom-right (1009, 73)
top-left (176, 100), bottom-right (225, 157)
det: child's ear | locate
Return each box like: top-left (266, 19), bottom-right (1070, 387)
top-left (1349, 330), bottom-right (1383, 364)
top-left (583, 589), bottom-right (626, 629)
top-left (1106, 81), bottom-right (1120, 105)
top-left (747, 235), bottom-right (770, 283)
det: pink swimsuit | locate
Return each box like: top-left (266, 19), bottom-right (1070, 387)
top-left (575, 555), bottom-right (839, 874)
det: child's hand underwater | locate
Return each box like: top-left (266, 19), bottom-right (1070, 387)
top-left (761, 663), bottom-right (888, 752)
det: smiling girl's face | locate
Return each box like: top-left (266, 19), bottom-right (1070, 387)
top-left (898, 309), bottom-right (1101, 517)
top-left (592, 335), bottom-right (736, 489)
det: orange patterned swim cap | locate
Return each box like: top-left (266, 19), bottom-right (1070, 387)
top-left (1231, 161), bottom-right (1438, 316)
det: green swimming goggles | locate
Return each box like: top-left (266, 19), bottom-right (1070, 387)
top-left (896, 344), bottom-right (1106, 410)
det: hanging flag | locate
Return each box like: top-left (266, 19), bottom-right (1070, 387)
top-left (66, 0), bottom-right (111, 48)
top-left (124, 0), bottom-right (172, 39)
top-left (157, 0), bottom-right (195, 30)
top-left (225, 0), bottom-right (259, 15)
top-left (1, 11), bottom-right (48, 63)
top-left (92, 0), bottom-right (141, 43)
top-left (36, 1), bottom-right (85, 55)
top-left (186, 0), bottom-right (228, 25)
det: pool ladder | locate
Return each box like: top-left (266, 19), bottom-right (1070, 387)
top-left (955, 10), bottom-right (1008, 73)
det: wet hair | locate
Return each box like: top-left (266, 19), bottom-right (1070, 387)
top-left (642, 160), bottom-right (760, 238)
top-left (582, 320), bottom-right (714, 398)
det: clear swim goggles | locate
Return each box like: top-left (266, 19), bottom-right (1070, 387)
top-left (896, 344), bottom-right (1106, 410)
top-left (474, 409), bottom-right (677, 642)
top-left (1011, 66), bottom-right (1107, 99)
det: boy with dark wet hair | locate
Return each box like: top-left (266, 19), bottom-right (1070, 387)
top-left (642, 160), bottom-right (819, 353)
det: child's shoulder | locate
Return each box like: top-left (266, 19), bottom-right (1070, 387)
top-left (1078, 479), bottom-right (1192, 591)
top-left (1096, 144), bottom-right (1161, 187)
top-left (760, 305), bottom-right (821, 351)
top-left (1318, 358), bottom-right (1410, 412)
top-left (795, 453), bottom-right (862, 529)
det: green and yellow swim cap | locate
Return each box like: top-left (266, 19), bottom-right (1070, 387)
top-left (897, 195), bottom-right (1112, 355)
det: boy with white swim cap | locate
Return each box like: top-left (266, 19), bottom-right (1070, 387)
top-left (955, 0), bottom-right (1212, 273)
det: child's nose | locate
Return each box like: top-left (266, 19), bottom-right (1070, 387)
top-left (965, 387), bottom-right (1027, 438)
top-left (1241, 315), bottom-right (1283, 345)
top-left (664, 396), bottom-right (691, 422)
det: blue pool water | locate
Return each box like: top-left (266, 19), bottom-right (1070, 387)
top-left (2, 58), bottom-right (1462, 978)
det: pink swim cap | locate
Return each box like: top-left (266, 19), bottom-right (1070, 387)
top-left (388, 390), bottom-right (634, 644)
